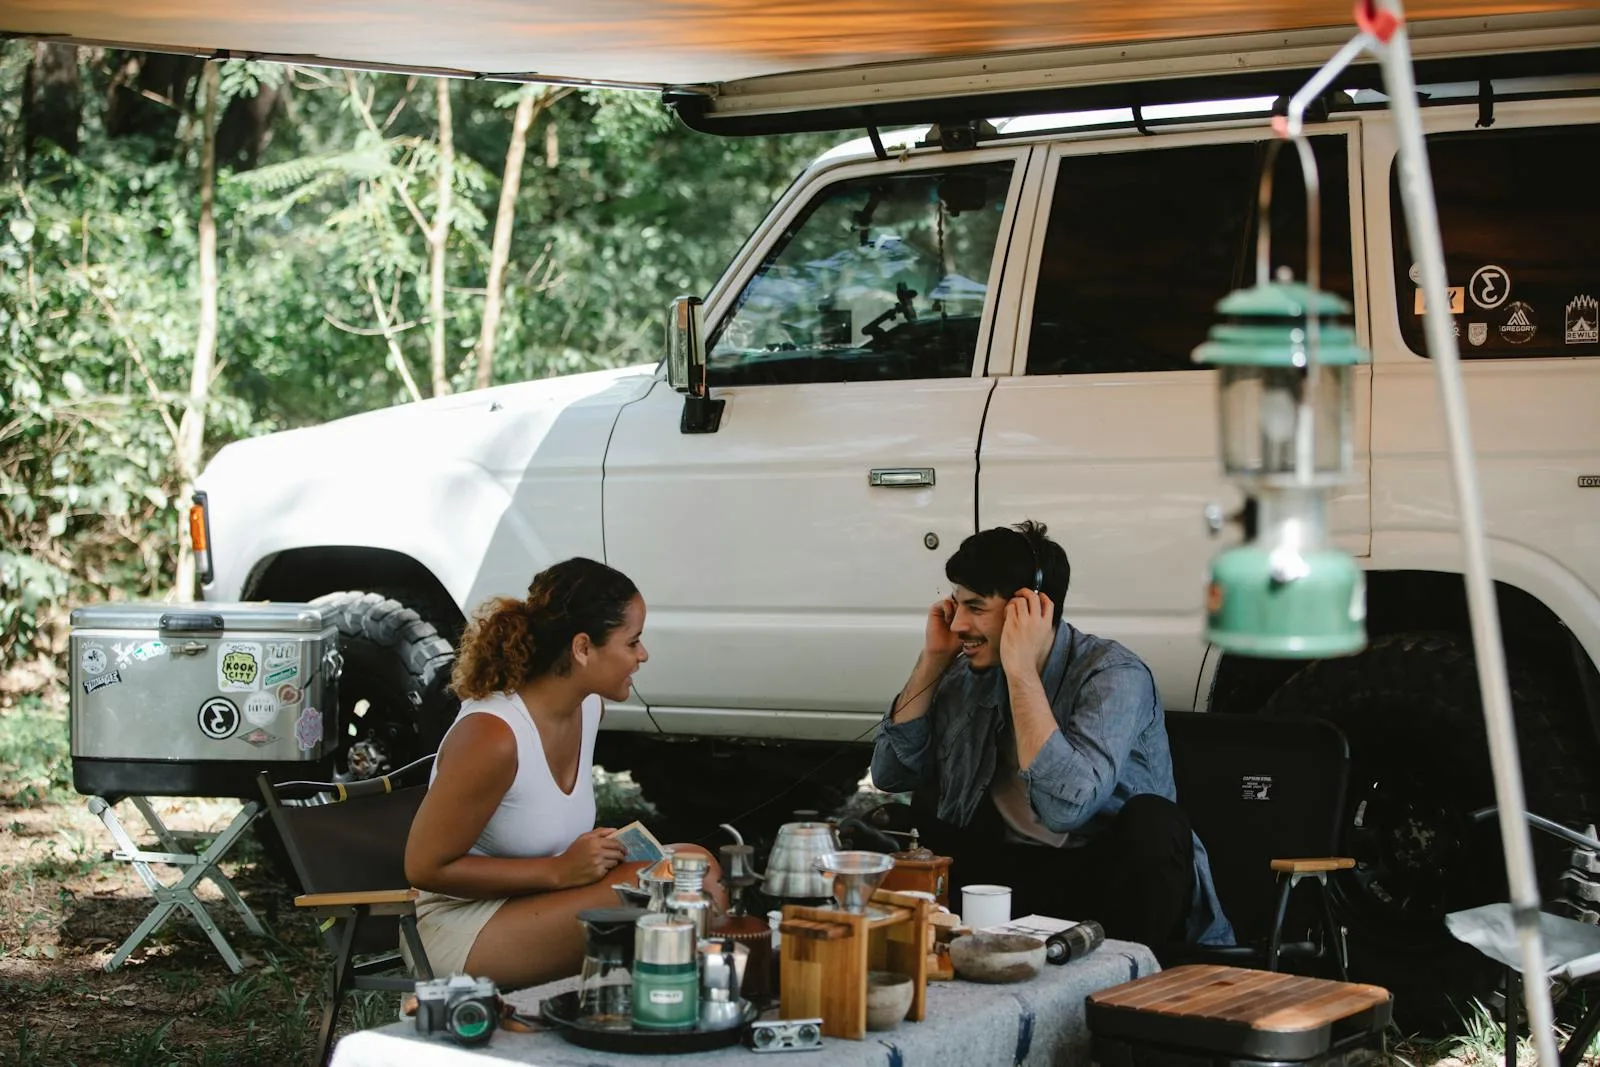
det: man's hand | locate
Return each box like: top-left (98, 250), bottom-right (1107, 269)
top-left (1000, 589), bottom-right (1054, 679)
top-left (924, 595), bottom-right (961, 663)
top-left (557, 828), bottom-right (627, 887)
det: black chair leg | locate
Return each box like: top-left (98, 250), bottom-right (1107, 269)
top-left (1504, 966), bottom-right (1520, 1067)
top-left (1267, 873), bottom-right (1295, 972)
top-left (399, 913), bottom-right (434, 981)
top-left (318, 909), bottom-right (363, 1067)
top-left (1313, 877), bottom-right (1348, 980)
top-left (1559, 996), bottom-right (1600, 1067)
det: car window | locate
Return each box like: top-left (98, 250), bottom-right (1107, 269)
top-left (707, 162), bottom-right (1014, 386)
top-left (1027, 135), bottom-right (1352, 375)
top-left (1391, 123), bottom-right (1599, 358)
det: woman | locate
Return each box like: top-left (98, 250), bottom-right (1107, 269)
top-left (404, 557), bottom-right (724, 988)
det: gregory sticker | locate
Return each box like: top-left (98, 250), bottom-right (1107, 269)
top-left (244, 692), bottom-right (279, 727)
top-left (1413, 286), bottom-right (1463, 315)
top-left (1500, 301), bottom-right (1537, 344)
top-left (198, 697), bottom-right (241, 741)
top-left (217, 641), bottom-right (263, 691)
top-left (295, 706), bottom-right (324, 752)
top-left (263, 663), bottom-right (299, 688)
top-left (1566, 295), bottom-right (1598, 344)
top-left (1470, 265), bottom-right (1511, 310)
top-left (79, 645), bottom-right (106, 676)
top-left (82, 671), bottom-right (122, 695)
top-left (1467, 322), bottom-right (1488, 347)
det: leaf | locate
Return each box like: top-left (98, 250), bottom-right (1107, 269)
top-left (8, 217), bottom-right (35, 244)
top-left (46, 511), bottom-right (68, 538)
top-left (60, 370), bottom-right (86, 397)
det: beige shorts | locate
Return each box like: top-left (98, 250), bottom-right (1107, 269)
top-left (401, 890), bottom-right (508, 978)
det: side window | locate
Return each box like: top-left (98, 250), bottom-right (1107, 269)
top-left (707, 162), bottom-right (1014, 386)
top-left (1391, 124), bottom-right (1599, 358)
top-left (1028, 136), bottom-right (1352, 375)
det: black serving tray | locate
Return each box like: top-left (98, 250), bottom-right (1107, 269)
top-left (539, 991), bottom-right (758, 1054)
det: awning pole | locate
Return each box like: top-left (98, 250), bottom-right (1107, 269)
top-left (1369, 1), bottom-right (1557, 1062)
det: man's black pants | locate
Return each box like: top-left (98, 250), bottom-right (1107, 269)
top-left (918, 794), bottom-right (1195, 947)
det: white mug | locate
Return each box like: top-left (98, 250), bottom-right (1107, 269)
top-left (961, 884), bottom-right (1012, 931)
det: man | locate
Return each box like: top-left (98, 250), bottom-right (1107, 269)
top-left (871, 520), bottom-right (1233, 947)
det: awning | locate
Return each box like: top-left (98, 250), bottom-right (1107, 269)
top-left (4, 1), bottom-right (1598, 130)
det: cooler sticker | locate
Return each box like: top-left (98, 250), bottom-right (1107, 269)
top-left (218, 641), bottom-right (263, 691)
top-left (1566, 295), bottom-right (1598, 344)
top-left (111, 641), bottom-right (137, 669)
top-left (1500, 301), bottom-right (1537, 344)
top-left (295, 706), bottom-right (324, 753)
top-left (1470, 264), bottom-right (1511, 310)
top-left (79, 645), bottom-right (106, 676)
top-left (276, 683), bottom-right (302, 706)
top-left (131, 640), bottom-right (167, 663)
top-left (265, 642), bottom-right (297, 667)
top-left (1241, 775), bottom-right (1273, 801)
top-left (1413, 286), bottom-right (1463, 315)
top-left (198, 697), bottom-right (241, 741)
top-left (241, 728), bottom-right (278, 748)
top-left (1467, 322), bottom-right (1488, 347)
top-left (82, 670), bottom-right (122, 695)
top-left (263, 663), bottom-right (299, 688)
top-left (243, 692), bottom-right (279, 727)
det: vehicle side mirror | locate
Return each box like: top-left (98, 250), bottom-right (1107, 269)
top-left (667, 295), bottom-right (724, 434)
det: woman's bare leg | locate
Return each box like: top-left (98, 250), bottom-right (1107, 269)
top-left (462, 849), bottom-right (726, 990)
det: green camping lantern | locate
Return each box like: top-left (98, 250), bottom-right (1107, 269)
top-left (1193, 139), bottom-right (1370, 659)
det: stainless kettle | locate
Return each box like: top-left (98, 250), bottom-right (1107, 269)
top-left (762, 821), bottom-right (842, 900)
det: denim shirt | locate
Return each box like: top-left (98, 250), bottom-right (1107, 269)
top-left (871, 622), bottom-right (1235, 946)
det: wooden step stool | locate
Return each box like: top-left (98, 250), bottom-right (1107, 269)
top-left (1086, 965), bottom-right (1392, 1067)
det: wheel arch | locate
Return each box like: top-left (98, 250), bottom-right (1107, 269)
top-left (244, 547), bottom-right (466, 643)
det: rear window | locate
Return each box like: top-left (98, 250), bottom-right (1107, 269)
top-left (1391, 124), bottom-right (1600, 358)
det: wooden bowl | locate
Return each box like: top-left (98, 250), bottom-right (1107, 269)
top-left (865, 970), bottom-right (914, 1030)
top-left (948, 933), bottom-right (1047, 983)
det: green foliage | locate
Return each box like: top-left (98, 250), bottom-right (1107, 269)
top-left (0, 40), bottom-right (836, 677)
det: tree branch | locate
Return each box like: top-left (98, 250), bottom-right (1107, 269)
top-left (365, 275), bottom-right (425, 404)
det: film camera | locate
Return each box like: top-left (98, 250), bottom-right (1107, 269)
top-left (747, 1017), bottom-right (824, 1053)
top-left (414, 975), bottom-right (500, 1046)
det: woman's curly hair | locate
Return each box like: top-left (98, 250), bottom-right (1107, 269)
top-left (451, 557), bottom-right (639, 700)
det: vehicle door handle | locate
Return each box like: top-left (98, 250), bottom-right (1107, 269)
top-left (869, 468), bottom-right (935, 488)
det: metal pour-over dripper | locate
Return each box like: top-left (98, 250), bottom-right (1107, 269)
top-left (814, 851), bottom-right (894, 914)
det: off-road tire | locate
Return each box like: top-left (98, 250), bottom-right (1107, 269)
top-left (313, 590), bottom-right (459, 779)
top-left (1260, 631), bottom-right (1600, 1032)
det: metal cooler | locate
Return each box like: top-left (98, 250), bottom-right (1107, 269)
top-left (70, 602), bottom-right (343, 798)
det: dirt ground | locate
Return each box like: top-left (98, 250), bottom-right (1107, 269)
top-left (0, 795), bottom-right (370, 1066)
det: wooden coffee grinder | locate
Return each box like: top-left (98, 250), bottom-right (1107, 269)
top-left (877, 829), bottom-right (952, 910)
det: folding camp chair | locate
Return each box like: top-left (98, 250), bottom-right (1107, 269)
top-left (256, 759), bottom-right (435, 1067)
top-left (1162, 710), bottom-right (1355, 976)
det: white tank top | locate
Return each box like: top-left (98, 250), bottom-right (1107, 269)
top-left (432, 691), bottom-right (600, 860)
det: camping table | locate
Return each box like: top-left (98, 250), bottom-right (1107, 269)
top-left (331, 938), bottom-right (1158, 1067)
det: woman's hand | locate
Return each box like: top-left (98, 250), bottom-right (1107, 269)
top-left (557, 828), bottom-right (628, 887)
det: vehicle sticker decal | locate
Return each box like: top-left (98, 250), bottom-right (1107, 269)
top-left (1566, 295), bottom-right (1598, 345)
top-left (1500, 301), bottom-right (1537, 344)
top-left (80, 644), bottom-right (106, 676)
top-left (1467, 322), bottom-right (1487, 347)
top-left (1413, 286), bottom-right (1463, 315)
top-left (244, 692), bottom-right (279, 727)
top-left (295, 706), bottom-right (324, 753)
top-left (218, 641), bottom-right (263, 691)
top-left (198, 697), bottom-right (241, 741)
top-left (82, 671), bottom-right (122, 695)
top-left (1470, 265), bottom-right (1510, 310)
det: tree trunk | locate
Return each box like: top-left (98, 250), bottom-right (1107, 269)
top-left (473, 90), bottom-right (543, 391)
top-left (23, 42), bottom-right (83, 159)
top-left (428, 79), bottom-right (454, 397)
top-left (174, 62), bottom-right (220, 599)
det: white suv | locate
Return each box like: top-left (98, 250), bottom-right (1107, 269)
top-left (197, 40), bottom-right (1600, 1025)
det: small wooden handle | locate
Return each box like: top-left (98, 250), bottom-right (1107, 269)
top-left (1270, 857), bottom-right (1356, 873)
top-left (780, 918), bottom-right (849, 941)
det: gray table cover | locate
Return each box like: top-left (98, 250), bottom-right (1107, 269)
top-left (331, 938), bottom-right (1158, 1067)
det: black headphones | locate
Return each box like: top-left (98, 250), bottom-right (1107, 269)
top-left (1020, 530), bottom-right (1043, 593)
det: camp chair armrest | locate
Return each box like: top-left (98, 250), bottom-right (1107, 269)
top-left (1270, 857), bottom-right (1355, 874)
top-left (295, 888), bottom-right (419, 908)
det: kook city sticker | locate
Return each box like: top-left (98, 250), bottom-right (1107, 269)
top-left (198, 697), bottom-right (241, 741)
top-left (244, 692), bottom-right (280, 727)
top-left (218, 641), bottom-right (264, 691)
top-left (82, 670), bottom-right (122, 695)
top-left (295, 706), bottom-right (324, 753)
top-left (79, 644), bottom-right (107, 677)
top-left (1467, 322), bottom-right (1488, 347)
top-left (1470, 264), bottom-right (1511, 310)
top-left (1566, 295), bottom-right (1598, 345)
top-left (1500, 301), bottom-right (1537, 345)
